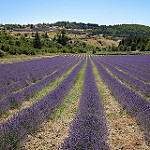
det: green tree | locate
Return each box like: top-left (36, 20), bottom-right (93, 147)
top-left (15, 40), bottom-right (21, 46)
top-left (145, 41), bottom-right (150, 51)
top-left (24, 33), bottom-right (28, 37)
top-left (93, 49), bottom-right (96, 54)
top-left (32, 32), bottom-right (35, 37)
top-left (44, 32), bottom-right (49, 39)
top-left (118, 45), bottom-right (124, 51)
top-left (56, 28), bottom-right (69, 46)
top-left (33, 32), bottom-right (42, 49)
top-left (0, 50), bottom-right (6, 57)
top-left (30, 24), bottom-right (34, 29)
top-left (1, 44), bottom-right (4, 50)
top-left (127, 46), bottom-right (131, 51)
top-left (131, 42), bottom-right (136, 51)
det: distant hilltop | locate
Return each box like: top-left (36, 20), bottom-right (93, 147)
top-left (13, 24), bottom-right (87, 34)
top-left (1, 21), bottom-right (150, 37)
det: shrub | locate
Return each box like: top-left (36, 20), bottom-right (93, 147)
top-left (0, 50), bottom-right (6, 57)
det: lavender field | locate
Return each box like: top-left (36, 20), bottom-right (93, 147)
top-left (0, 54), bottom-right (150, 150)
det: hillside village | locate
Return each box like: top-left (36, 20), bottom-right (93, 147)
top-left (0, 23), bottom-right (87, 34)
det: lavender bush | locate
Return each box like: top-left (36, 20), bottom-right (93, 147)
top-left (95, 57), bottom-right (150, 97)
top-left (97, 55), bottom-right (150, 83)
top-left (0, 59), bottom-right (85, 149)
top-left (92, 57), bottom-right (150, 145)
top-left (0, 55), bottom-right (75, 88)
top-left (61, 57), bottom-right (110, 150)
top-left (0, 55), bottom-right (79, 99)
top-left (0, 57), bottom-right (81, 117)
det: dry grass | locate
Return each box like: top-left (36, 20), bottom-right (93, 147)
top-left (82, 38), bottom-right (103, 47)
top-left (0, 55), bottom-right (56, 64)
top-left (102, 38), bottom-right (120, 46)
top-left (82, 37), bottom-right (119, 48)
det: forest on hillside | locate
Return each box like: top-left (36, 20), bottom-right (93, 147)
top-left (52, 21), bottom-right (150, 37)
top-left (0, 29), bottom-right (96, 57)
top-left (118, 36), bottom-right (150, 51)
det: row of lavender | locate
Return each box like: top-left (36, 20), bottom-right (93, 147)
top-left (0, 57), bottom-right (82, 117)
top-left (0, 56), bottom-right (60, 86)
top-left (100, 55), bottom-right (150, 72)
top-left (95, 56), bottom-right (150, 98)
top-left (98, 55), bottom-right (150, 83)
top-left (0, 55), bottom-right (79, 99)
top-left (92, 56), bottom-right (150, 144)
top-left (0, 55), bottom-right (75, 88)
top-left (0, 58), bottom-right (85, 149)
top-left (61, 58), bottom-right (110, 150)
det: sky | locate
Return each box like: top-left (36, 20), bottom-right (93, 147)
top-left (0, 0), bottom-right (150, 26)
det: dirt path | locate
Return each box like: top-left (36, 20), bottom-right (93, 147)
top-left (0, 55), bottom-right (56, 64)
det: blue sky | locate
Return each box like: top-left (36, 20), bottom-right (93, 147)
top-left (0, 0), bottom-right (150, 26)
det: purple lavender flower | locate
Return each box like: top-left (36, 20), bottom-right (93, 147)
top-left (61, 57), bottom-right (110, 150)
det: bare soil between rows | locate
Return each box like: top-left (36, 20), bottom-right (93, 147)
top-left (94, 64), bottom-right (150, 150)
top-left (20, 78), bottom-right (149, 149)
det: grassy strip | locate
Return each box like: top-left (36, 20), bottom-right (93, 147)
top-left (51, 59), bottom-right (87, 121)
top-left (0, 60), bottom-right (81, 124)
top-left (0, 53), bottom-right (80, 64)
top-left (19, 59), bottom-right (87, 149)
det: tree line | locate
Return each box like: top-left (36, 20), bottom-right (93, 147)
top-left (0, 29), bottom-right (96, 57)
top-left (118, 36), bottom-right (150, 51)
top-left (0, 27), bottom-right (150, 57)
top-left (52, 22), bottom-right (150, 37)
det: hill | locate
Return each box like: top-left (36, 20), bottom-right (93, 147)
top-left (1, 21), bottom-right (150, 57)
top-left (51, 21), bottom-right (150, 37)
top-left (92, 24), bottom-right (150, 37)
top-left (2, 21), bottom-right (150, 37)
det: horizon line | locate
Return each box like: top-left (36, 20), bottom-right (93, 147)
top-left (0, 21), bottom-right (150, 27)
